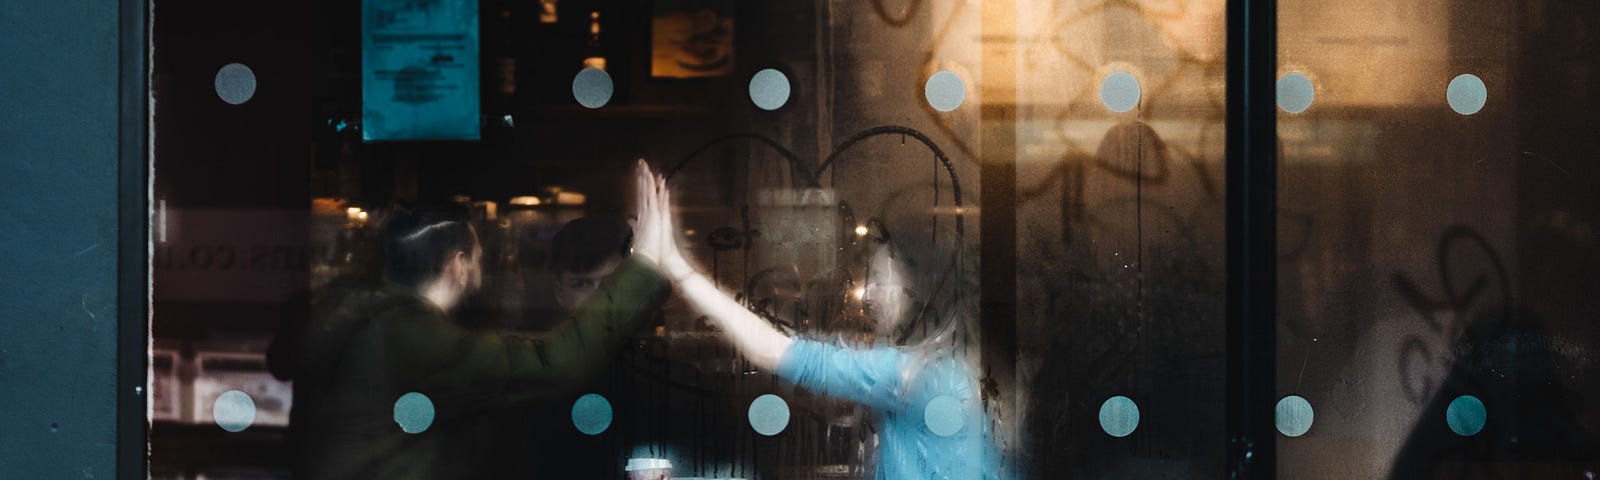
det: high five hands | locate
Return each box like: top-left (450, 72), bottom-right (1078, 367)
top-left (630, 159), bottom-right (793, 369)
top-left (632, 160), bottom-right (695, 281)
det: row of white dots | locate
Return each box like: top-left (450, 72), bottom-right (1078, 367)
top-left (1096, 394), bottom-right (1488, 438)
top-left (1276, 72), bottom-right (1488, 115)
top-left (210, 62), bottom-right (1491, 117)
top-left (209, 390), bottom-right (967, 437)
top-left (571, 392), bottom-right (971, 438)
top-left (567, 67), bottom-right (1489, 116)
top-left (209, 388), bottom-right (1487, 439)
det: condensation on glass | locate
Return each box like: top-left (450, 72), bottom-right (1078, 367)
top-left (1278, 0), bottom-right (1600, 477)
top-left (144, 0), bottom-right (1599, 479)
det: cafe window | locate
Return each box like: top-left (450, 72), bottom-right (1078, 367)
top-left (139, 0), bottom-right (1600, 478)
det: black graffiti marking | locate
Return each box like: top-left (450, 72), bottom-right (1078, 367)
top-left (665, 126), bottom-right (968, 318)
top-left (662, 126), bottom-right (973, 346)
top-left (664, 133), bottom-right (813, 188)
top-left (665, 125), bottom-right (966, 240)
top-left (667, 124), bottom-right (968, 304)
top-left (816, 125), bottom-right (965, 240)
top-left (1391, 226), bottom-right (1513, 405)
top-left (1019, 121), bottom-right (1224, 246)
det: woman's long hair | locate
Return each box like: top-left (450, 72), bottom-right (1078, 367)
top-left (837, 219), bottom-right (980, 397)
top-left (881, 241), bottom-right (980, 398)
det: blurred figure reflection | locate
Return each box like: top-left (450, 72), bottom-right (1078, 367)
top-left (488, 214), bottom-right (635, 476)
top-left (551, 216), bottom-right (634, 316)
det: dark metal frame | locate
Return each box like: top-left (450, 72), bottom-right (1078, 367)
top-left (1225, 0), bottom-right (1278, 477)
top-left (117, 0), bottom-right (149, 476)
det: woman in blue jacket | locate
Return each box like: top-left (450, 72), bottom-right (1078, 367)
top-left (632, 162), bottom-right (1006, 479)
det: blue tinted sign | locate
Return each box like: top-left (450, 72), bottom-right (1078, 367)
top-left (362, 0), bottom-right (480, 141)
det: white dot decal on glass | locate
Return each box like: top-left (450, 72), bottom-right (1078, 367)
top-left (748, 68), bottom-right (791, 111)
top-left (924, 395), bottom-right (965, 437)
top-left (1447, 74), bottom-right (1487, 115)
top-left (1276, 72), bottom-right (1315, 114)
top-left (924, 70), bottom-right (966, 112)
top-left (393, 392), bottom-right (436, 434)
top-left (748, 394), bottom-right (791, 436)
top-left (571, 393), bottom-right (613, 435)
top-left (1100, 72), bottom-right (1141, 113)
top-left (1447, 395), bottom-right (1487, 436)
top-left (214, 63), bottom-right (257, 105)
top-left (1098, 395), bottom-right (1140, 438)
top-left (213, 390), bottom-right (256, 433)
top-left (572, 67), bottom-right (614, 109)
top-left (1275, 395), bottom-right (1314, 437)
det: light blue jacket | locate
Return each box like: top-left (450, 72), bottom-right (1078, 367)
top-left (775, 339), bottom-right (1005, 480)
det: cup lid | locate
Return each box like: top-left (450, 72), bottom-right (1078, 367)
top-left (625, 458), bottom-right (672, 471)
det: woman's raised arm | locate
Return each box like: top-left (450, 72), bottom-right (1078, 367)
top-left (636, 164), bottom-right (793, 370)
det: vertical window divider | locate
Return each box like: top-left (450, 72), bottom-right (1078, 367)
top-left (1226, 0), bottom-right (1279, 477)
top-left (117, 0), bottom-right (151, 477)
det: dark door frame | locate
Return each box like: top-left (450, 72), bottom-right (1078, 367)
top-left (116, 0), bottom-right (149, 477)
top-left (1224, 0), bottom-right (1279, 477)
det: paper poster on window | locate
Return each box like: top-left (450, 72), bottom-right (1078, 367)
top-left (651, 0), bottom-right (735, 78)
top-left (362, 0), bottom-right (480, 141)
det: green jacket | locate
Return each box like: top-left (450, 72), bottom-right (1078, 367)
top-left (288, 258), bottom-right (668, 479)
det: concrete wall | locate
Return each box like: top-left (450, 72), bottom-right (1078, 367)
top-left (0, 0), bottom-right (126, 477)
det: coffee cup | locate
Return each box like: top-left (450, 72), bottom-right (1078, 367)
top-left (625, 458), bottom-right (672, 480)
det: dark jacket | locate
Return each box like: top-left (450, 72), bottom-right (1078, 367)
top-left (287, 258), bottom-right (668, 479)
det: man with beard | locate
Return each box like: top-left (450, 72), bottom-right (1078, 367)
top-left (285, 195), bottom-right (671, 479)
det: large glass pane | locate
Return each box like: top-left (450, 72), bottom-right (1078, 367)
top-left (1014, 0), bottom-right (1229, 476)
top-left (1277, 0), bottom-right (1600, 477)
top-left (150, 1), bottom-right (1008, 478)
